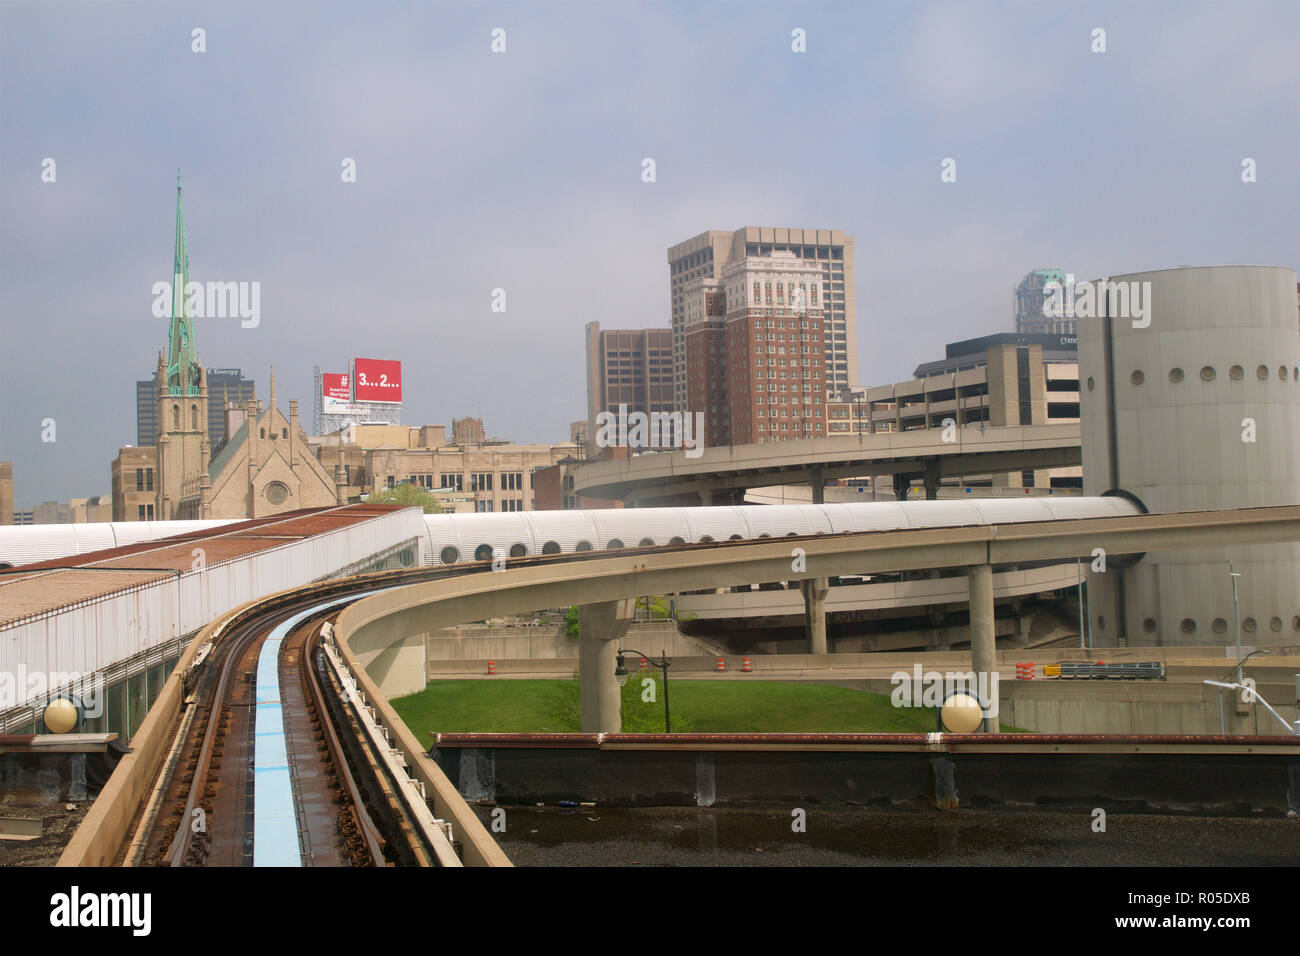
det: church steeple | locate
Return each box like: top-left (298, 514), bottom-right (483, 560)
top-left (167, 171), bottom-right (201, 397)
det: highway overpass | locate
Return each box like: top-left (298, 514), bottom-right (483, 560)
top-left (573, 423), bottom-right (1081, 505)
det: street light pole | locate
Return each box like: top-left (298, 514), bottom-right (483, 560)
top-left (1229, 565), bottom-right (1242, 682)
top-left (1077, 558), bottom-right (1086, 650)
top-left (615, 647), bottom-right (672, 733)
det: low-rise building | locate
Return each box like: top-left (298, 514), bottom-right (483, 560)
top-left (312, 422), bottom-right (581, 513)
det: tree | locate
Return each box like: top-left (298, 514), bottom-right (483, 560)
top-left (367, 482), bottom-right (443, 514)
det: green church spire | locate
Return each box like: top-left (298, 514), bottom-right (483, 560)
top-left (167, 171), bottom-right (201, 396)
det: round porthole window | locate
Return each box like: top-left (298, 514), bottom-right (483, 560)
top-left (1269, 616), bottom-right (1282, 631)
top-left (1212, 618), bottom-right (1228, 633)
top-left (1257, 365), bottom-right (1269, 381)
top-left (474, 544), bottom-right (494, 562)
top-left (1280, 366), bottom-right (1289, 381)
top-left (1169, 368), bottom-right (1184, 383)
top-left (264, 481), bottom-right (289, 505)
top-left (1086, 376), bottom-right (1096, 391)
top-left (606, 539), bottom-right (625, 549)
top-left (1141, 617), bottom-right (1156, 632)
top-left (542, 541), bottom-right (561, 554)
top-left (1180, 618), bottom-right (1197, 634)
top-left (1097, 615), bottom-right (1106, 630)
top-left (439, 546), bottom-right (460, 565)
top-left (1130, 370), bottom-right (1145, 386)
top-left (1199, 366), bottom-right (1216, 382)
top-left (1229, 365), bottom-right (1244, 381)
top-left (509, 543), bottom-right (527, 558)
top-left (638, 538), bottom-right (655, 547)
top-left (575, 540), bottom-right (593, 552)
top-left (1242, 617), bottom-right (1257, 633)
top-left (668, 536), bottom-right (685, 546)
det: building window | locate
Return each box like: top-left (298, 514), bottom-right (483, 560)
top-left (146, 468), bottom-right (154, 491)
top-left (138, 505), bottom-right (146, 521)
top-left (136, 468), bottom-right (144, 491)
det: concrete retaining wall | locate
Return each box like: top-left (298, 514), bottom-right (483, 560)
top-left (425, 621), bottom-right (707, 663)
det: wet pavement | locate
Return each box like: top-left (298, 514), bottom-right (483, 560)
top-left (476, 805), bottom-right (1300, 866)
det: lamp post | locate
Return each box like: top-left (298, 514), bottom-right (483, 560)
top-left (1202, 680), bottom-right (1299, 735)
top-left (615, 647), bottom-right (672, 733)
top-left (1229, 564), bottom-right (1242, 682)
top-left (1076, 559), bottom-right (1085, 650)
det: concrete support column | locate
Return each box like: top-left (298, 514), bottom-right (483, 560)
top-left (923, 459), bottom-right (941, 500)
top-left (697, 482), bottom-right (714, 507)
top-left (809, 466), bottom-right (826, 505)
top-left (800, 578), bottom-right (830, 654)
top-left (892, 472), bottom-right (911, 501)
top-left (578, 599), bottom-right (634, 733)
top-left (967, 563), bottom-right (997, 732)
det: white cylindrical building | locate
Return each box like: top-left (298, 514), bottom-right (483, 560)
top-left (1079, 265), bottom-right (1300, 645)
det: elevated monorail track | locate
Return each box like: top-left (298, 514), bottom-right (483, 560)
top-left (61, 502), bottom-right (1300, 867)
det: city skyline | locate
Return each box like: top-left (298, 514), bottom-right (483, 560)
top-left (2, 1), bottom-right (1297, 504)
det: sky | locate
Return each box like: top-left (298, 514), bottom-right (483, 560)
top-left (1, 0), bottom-right (1297, 507)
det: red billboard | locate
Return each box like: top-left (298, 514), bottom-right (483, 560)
top-left (321, 372), bottom-right (352, 412)
top-left (353, 358), bottom-right (402, 404)
top-left (322, 373), bottom-right (351, 401)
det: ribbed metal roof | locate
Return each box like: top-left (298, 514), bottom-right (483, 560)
top-left (423, 498), bottom-right (1140, 564)
top-left (0, 520), bottom-right (237, 568)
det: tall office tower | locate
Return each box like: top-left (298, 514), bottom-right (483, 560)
top-left (668, 227), bottom-right (856, 409)
top-left (720, 251), bottom-right (828, 444)
top-left (1014, 268), bottom-right (1076, 336)
top-left (584, 322), bottom-right (675, 450)
top-left (137, 368), bottom-right (255, 450)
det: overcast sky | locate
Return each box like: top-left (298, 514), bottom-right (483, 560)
top-left (2, 0), bottom-right (1297, 506)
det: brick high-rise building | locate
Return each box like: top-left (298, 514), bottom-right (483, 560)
top-left (682, 278), bottom-right (730, 447)
top-left (668, 227), bottom-right (856, 410)
top-left (679, 251), bottom-right (831, 446)
top-left (721, 251), bottom-right (829, 444)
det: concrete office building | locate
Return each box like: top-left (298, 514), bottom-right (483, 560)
top-left (1080, 265), bottom-right (1300, 646)
top-left (829, 332), bottom-right (1081, 490)
top-left (1014, 268), bottom-right (1076, 336)
top-left (584, 323), bottom-right (674, 451)
top-left (668, 227), bottom-right (856, 410)
top-left (32, 501), bottom-right (72, 525)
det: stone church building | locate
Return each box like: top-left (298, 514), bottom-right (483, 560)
top-left (112, 178), bottom-right (341, 521)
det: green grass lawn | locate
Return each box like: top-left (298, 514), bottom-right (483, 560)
top-left (391, 678), bottom-right (1025, 740)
